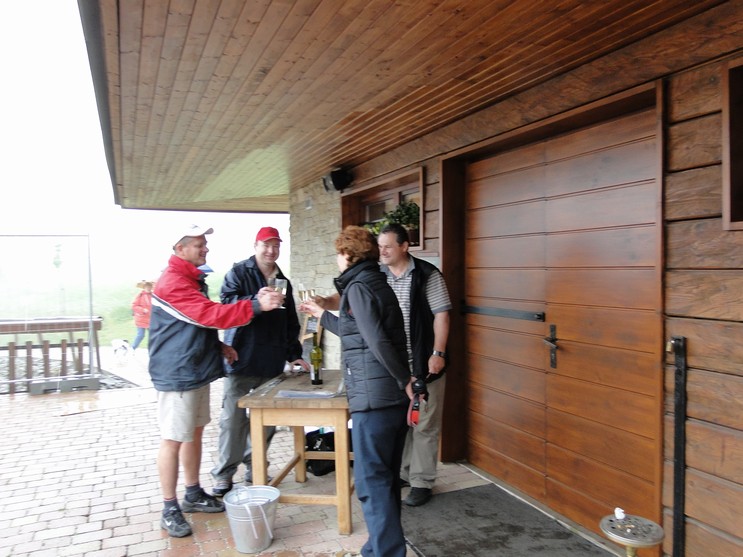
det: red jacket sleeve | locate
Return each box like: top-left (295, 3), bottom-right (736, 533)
top-left (156, 272), bottom-right (259, 330)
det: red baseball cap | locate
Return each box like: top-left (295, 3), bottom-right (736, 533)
top-left (255, 226), bottom-right (282, 243)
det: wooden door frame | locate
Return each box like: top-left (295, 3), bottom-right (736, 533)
top-left (438, 81), bottom-right (664, 504)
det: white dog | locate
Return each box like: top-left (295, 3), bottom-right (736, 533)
top-left (111, 339), bottom-right (131, 360)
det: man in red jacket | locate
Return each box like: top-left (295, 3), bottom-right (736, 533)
top-left (148, 224), bottom-right (283, 538)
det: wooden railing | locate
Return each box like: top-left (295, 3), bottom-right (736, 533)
top-left (0, 317), bottom-right (103, 394)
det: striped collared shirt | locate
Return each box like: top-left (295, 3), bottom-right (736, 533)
top-left (380, 258), bottom-right (451, 360)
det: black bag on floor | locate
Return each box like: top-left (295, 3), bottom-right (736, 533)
top-left (305, 429), bottom-right (336, 476)
top-left (305, 429), bottom-right (353, 476)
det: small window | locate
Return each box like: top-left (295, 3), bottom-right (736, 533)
top-left (366, 199), bottom-right (393, 223)
top-left (402, 190), bottom-right (421, 206)
top-left (723, 56), bottom-right (743, 230)
top-left (341, 167), bottom-right (424, 249)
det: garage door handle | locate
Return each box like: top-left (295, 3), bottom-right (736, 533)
top-left (543, 324), bottom-right (558, 368)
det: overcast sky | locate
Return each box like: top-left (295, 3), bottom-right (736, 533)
top-left (0, 1), bottom-right (289, 285)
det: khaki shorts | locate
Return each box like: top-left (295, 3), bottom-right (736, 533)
top-left (158, 384), bottom-right (211, 442)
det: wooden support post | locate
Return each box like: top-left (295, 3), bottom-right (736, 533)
top-left (8, 342), bottom-right (16, 394)
top-left (25, 341), bottom-right (33, 384)
top-left (42, 340), bottom-right (51, 378)
top-left (60, 339), bottom-right (68, 376)
top-left (75, 339), bottom-right (84, 373)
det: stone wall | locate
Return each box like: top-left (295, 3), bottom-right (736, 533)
top-left (289, 179), bottom-right (342, 369)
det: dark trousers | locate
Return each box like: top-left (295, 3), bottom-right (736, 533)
top-left (211, 374), bottom-right (277, 482)
top-left (351, 404), bottom-right (409, 557)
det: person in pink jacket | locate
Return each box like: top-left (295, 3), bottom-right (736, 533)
top-left (131, 280), bottom-right (154, 351)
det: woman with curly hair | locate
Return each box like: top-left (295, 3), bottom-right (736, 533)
top-left (301, 226), bottom-right (413, 557)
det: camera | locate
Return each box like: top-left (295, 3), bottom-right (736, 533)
top-left (408, 377), bottom-right (428, 427)
top-left (411, 377), bottom-right (428, 401)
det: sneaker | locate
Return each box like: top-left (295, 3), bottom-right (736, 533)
top-left (181, 489), bottom-right (225, 513)
top-left (335, 552), bottom-right (361, 557)
top-left (160, 507), bottom-right (192, 537)
top-left (212, 478), bottom-right (233, 497)
top-left (403, 487), bottom-right (432, 507)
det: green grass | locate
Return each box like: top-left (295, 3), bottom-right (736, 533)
top-left (94, 282), bottom-right (144, 346)
top-left (3, 275), bottom-right (224, 350)
top-left (94, 276), bottom-right (224, 347)
top-left (2, 236), bottom-right (227, 350)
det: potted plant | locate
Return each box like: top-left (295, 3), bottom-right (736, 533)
top-left (362, 220), bottom-right (387, 236)
top-left (383, 200), bottom-right (420, 246)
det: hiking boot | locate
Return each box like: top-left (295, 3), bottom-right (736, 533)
top-left (181, 489), bottom-right (225, 513)
top-left (403, 487), bottom-right (432, 506)
top-left (212, 478), bottom-right (233, 497)
top-left (160, 507), bottom-right (192, 537)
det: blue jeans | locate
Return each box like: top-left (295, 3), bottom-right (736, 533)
top-left (352, 404), bottom-right (409, 557)
top-left (131, 327), bottom-right (147, 350)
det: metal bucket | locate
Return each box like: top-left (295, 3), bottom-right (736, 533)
top-left (224, 485), bottom-right (280, 554)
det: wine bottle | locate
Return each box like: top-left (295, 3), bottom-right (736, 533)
top-left (310, 332), bottom-right (323, 385)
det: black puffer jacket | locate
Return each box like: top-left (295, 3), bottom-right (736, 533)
top-left (221, 256), bottom-right (303, 377)
top-left (320, 260), bottom-right (410, 413)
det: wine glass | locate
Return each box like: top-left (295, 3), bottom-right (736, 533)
top-left (274, 278), bottom-right (288, 308)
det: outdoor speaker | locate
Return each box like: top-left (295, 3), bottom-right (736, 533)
top-left (323, 168), bottom-right (352, 192)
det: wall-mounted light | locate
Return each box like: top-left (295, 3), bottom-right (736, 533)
top-left (322, 168), bottom-right (352, 192)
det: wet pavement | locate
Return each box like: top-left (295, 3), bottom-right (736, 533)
top-left (0, 348), bottom-right (619, 557)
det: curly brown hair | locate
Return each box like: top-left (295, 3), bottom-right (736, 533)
top-left (335, 225), bottom-right (379, 266)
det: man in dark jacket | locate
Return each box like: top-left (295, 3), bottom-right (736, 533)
top-left (301, 226), bottom-right (413, 557)
top-left (211, 226), bottom-right (309, 496)
top-left (378, 223), bottom-right (452, 507)
top-left (149, 224), bottom-right (283, 538)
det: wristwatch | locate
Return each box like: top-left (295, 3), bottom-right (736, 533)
top-left (432, 350), bottom-right (446, 358)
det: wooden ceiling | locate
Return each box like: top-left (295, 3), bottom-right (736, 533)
top-left (79, 0), bottom-right (725, 213)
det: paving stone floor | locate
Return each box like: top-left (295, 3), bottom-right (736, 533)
top-left (0, 348), bottom-right (614, 557)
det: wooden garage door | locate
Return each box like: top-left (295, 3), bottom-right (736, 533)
top-left (464, 108), bottom-right (662, 534)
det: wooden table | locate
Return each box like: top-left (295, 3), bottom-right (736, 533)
top-left (237, 369), bottom-right (354, 534)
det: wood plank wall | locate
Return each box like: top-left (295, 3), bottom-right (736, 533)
top-left (345, 59), bottom-right (743, 557)
top-left (308, 4), bottom-right (743, 554)
top-left (664, 59), bottom-right (743, 557)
